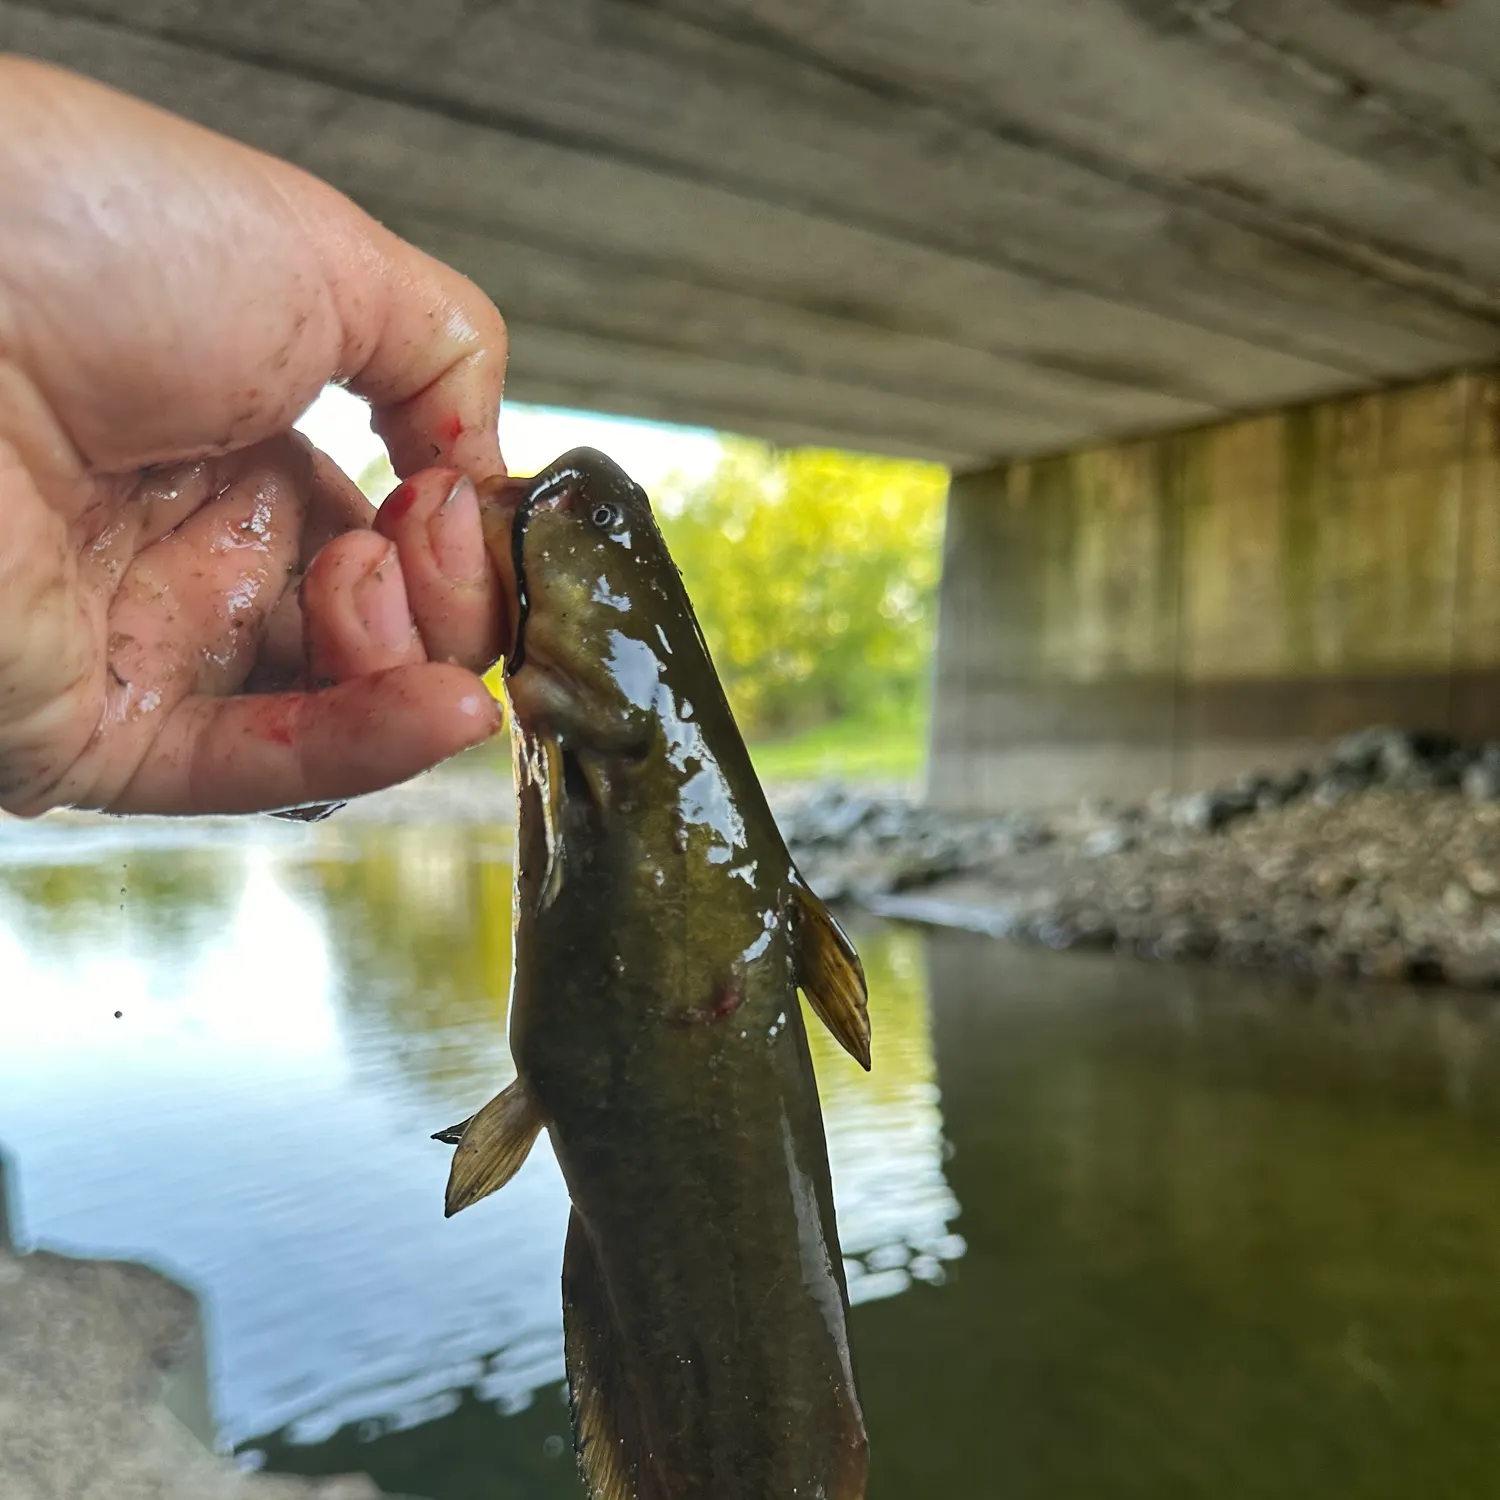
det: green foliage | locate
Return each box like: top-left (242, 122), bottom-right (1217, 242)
top-left (657, 441), bottom-right (948, 737)
top-left (355, 452), bottom-right (396, 502)
top-left (747, 707), bottom-right (926, 785)
top-left (347, 437), bottom-right (950, 754)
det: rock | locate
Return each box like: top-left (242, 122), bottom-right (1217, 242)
top-left (1008, 814), bottom-right (1054, 851)
top-left (1462, 747), bottom-right (1500, 803)
top-left (1172, 789), bottom-right (1253, 834)
top-left (1277, 768), bottom-right (1313, 801)
top-left (1327, 726), bottom-right (1456, 783)
top-left (1309, 864), bottom-right (1357, 899)
top-left (0, 1234), bottom-right (405, 1500)
top-left (1427, 750), bottom-right (1470, 790)
top-left (1312, 769), bottom-right (1369, 806)
top-left (1376, 730), bottom-right (1424, 783)
top-left (868, 804), bottom-right (912, 843)
top-left (1082, 826), bottom-right (1136, 858)
top-left (1443, 883), bottom-right (1477, 919)
top-left (1152, 920), bottom-right (1214, 962)
top-left (1034, 919), bottom-right (1078, 951)
top-left (796, 787), bottom-right (873, 843)
top-left (1359, 944), bottom-right (1412, 982)
top-left (768, 731), bottom-right (1500, 995)
top-left (1076, 797), bottom-right (1122, 824)
top-left (888, 846), bottom-right (965, 892)
top-left (1329, 725), bottom-right (1403, 776)
top-left (809, 870), bottom-right (852, 904)
top-left (1070, 908), bottom-right (1118, 948)
top-left (1145, 788), bottom-right (1177, 820)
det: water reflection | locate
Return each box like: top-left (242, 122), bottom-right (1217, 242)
top-left (242, 929), bottom-right (1500, 1499)
top-left (860, 939), bottom-right (1500, 1499)
top-left (0, 821), bottom-right (957, 1466)
top-left (12, 824), bottom-right (1500, 1496)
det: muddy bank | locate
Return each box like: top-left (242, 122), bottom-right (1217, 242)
top-left (780, 728), bottom-right (1500, 990)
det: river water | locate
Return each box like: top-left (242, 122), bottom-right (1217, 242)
top-left (4, 817), bottom-right (1500, 1498)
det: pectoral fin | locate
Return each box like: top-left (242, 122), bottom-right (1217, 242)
top-left (439, 1077), bottom-right (545, 1218)
top-left (563, 1209), bottom-right (661, 1500)
top-left (430, 1117), bottom-right (472, 1147)
top-left (792, 876), bottom-right (872, 1071)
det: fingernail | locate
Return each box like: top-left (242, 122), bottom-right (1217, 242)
top-left (378, 477), bottom-right (422, 530)
top-left (430, 476), bottom-right (484, 580)
top-left (353, 547), bottom-right (417, 653)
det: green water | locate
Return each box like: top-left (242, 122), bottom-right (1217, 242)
top-left (5, 818), bottom-right (1500, 1496)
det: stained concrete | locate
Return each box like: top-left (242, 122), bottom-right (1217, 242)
top-left (0, 1151), bottom-right (415, 1500)
top-left (930, 367), bottom-right (1500, 812)
top-left (6, 1), bottom-right (1500, 461)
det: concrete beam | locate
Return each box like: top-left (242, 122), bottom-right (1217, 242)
top-left (8, 0), bottom-right (1500, 460)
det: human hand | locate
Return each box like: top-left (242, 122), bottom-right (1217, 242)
top-left (0, 56), bottom-right (512, 818)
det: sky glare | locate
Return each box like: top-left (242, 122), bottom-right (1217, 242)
top-left (294, 385), bottom-right (727, 501)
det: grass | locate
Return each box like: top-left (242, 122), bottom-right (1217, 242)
top-left (746, 710), bottom-right (928, 786)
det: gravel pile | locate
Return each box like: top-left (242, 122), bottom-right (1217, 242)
top-left (779, 727), bottom-right (1500, 989)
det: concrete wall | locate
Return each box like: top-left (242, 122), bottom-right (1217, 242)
top-left (929, 368), bottom-right (1500, 812)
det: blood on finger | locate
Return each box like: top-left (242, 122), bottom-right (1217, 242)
top-left (377, 477), bottom-right (423, 529)
top-left (250, 693), bottom-right (307, 748)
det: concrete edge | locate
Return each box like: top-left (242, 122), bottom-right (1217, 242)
top-left (0, 1141), bottom-right (422, 1499)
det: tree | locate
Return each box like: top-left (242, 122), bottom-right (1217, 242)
top-left (355, 452), bottom-right (396, 502)
top-left (353, 439), bottom-right (950, 740)
top-left (657, 441), bottom-right (948, 738)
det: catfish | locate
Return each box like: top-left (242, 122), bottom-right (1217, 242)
top-left (434, 448), bottom-right (871, 1500)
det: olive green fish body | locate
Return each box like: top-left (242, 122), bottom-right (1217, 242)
top-left (439, 450), bottom-right (871, 1500)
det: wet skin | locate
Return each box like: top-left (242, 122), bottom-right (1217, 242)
top-left (451, 450), bottom-right (869, 1500)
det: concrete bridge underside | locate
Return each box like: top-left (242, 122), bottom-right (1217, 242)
top-left (11, 0), bottom-right (1500, 467)
top-left (11, 0), bottom-right (1500, 807)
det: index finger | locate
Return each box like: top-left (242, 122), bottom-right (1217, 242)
top-left (275, 168), bottom-right (510, 482)
top-left (0, 61), bottom-right (508, 485)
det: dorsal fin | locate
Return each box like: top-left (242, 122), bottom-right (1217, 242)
top-left (791, 876), bottom-right (872, 1071)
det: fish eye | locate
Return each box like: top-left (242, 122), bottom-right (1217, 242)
top-left (590, 501), bottom-right (623, 532)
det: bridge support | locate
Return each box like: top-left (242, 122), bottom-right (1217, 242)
top-left (928, 369), bottom-right (1500, 811)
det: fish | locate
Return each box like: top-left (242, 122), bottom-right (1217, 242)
top-left (433, 448), bottom-right (872, 1500)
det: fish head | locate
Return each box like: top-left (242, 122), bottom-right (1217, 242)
top-left (480, 447), bottom-right (705, 756)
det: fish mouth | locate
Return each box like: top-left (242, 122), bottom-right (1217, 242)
top-left (478, 455), bottom-right (595, 678)
top-left (476, 473), bottom-right (528, 667)
top-left (504, 635), bottom-right (589, 733)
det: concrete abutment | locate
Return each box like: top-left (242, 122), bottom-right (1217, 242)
top-left (928, 368), bottom-right (1500, 812)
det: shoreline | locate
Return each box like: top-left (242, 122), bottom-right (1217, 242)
top-left (14, 727), bottom-right (1500, 993)
top-left (781, 728), bottom-right (1500, 992)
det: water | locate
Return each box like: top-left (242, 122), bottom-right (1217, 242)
top-left (6, 820), bottom-right (1500, 1496)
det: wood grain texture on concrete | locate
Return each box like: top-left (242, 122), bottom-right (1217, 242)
top-left (930, 368), bottom-right (1500, 810)
top-left (5, 0), bottom-right (1500, 462)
